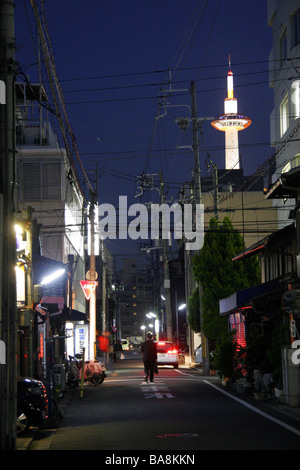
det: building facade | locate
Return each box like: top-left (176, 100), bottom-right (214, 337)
top-left (15, 83), bottom-right (87, 377)
top-left (268, 0), bottom-right (300, 227)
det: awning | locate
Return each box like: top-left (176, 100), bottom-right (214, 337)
top-left (219, 279), bottom-right (282, 316)
top-left (232, 238), bottom-right (268, 261)
top-left (36, 296), bottom-right (87, 322)
top-left (264, 167), bottom-right (300, 200)
top-left (62, 307), bottom-right (87, 322)
top-left (232, 223), bottom-right (295, 262)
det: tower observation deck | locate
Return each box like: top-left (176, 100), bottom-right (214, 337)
top-left (211, 60), bottom-right (251, 170)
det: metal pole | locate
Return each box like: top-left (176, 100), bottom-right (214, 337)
top-left (159, 171), bottom-right (172, 341)
top-left (191, 82), bottom-right (210, 375)
top-left (0, 0), bottom-right (17, 450)
top-left (175, 291), bottom-right (178, 346)
top-left (80, 347), bottom-right (85, 398)
top-left (89, 192), bottom-right (97, 361)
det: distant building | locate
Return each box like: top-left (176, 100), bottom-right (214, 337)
top-left (114, 256), bottom-right (161, 340)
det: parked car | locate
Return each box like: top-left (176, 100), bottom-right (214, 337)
top-left (194, 345), bottom-right (202, 364)
top-left (121, 339), bottom-right (130, 351)
top-left (155, 341), bottom-right (179, 369)
top-left (17, 377), bottom-right (49, 434)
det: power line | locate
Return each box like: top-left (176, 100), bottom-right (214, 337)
top-left (55, 57), bottom-right (300, 84)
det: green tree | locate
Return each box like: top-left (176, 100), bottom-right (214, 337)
top-left (187, 287), bottom-right (200, 333)
top-left (191, 216), bottom-right (260, 344)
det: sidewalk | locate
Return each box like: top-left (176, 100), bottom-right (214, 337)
top-left (17, 386), bottom-right (76, 450)
top-left (188, 361), bottom-right (300, 423)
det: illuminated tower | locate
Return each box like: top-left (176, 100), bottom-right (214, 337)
top-left (211, 57), bottom-right (251, 170)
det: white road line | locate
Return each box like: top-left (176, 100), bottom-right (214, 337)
top-left (175, 369), bottom-right (195, 376)
top-left (203, 380), bottom-right (300, 437)
top-left (105, 376), bottom-right (200, 383)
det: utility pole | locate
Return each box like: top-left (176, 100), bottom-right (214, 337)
top-left (191, 82), bottom-right (201, 205)
top-left (159, 171), bottom-right (172, 341)
top-left (191, 82), bottom-right (210, 375)
top-left (212, 162), bottom-right (219, 221)
top-left (89, 190), bottom-right (97, 361)
top-left (0, 0), bottom-right (17, 449)
top-left (207, 159), bottom-right (219, 220)
top-left (101, 251), bottom-right (106, 333)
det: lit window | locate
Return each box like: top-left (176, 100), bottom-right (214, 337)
top-left (291, 9), bottom-right (300, 48)
top-left (280, 94), bottom-right (289, 137)
top-left (291, 80), bottom-right (300, 119)
top-left (282, 153), bottom-right (300, 173)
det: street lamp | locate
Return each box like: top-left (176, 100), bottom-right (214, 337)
top-left (146, 312), bottom-right (159, 340)
top-left (40, 268), bottom-right (65, 285)
top-left (146, 312), bottom-right (156, 318)
top-left (140, 325), bottom-right (146, 340)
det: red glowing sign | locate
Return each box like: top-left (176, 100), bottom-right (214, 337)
top-left (80, 280), bottom-right (97, 300)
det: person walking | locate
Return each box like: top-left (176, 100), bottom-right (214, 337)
top-left (141, 332), bottom-right (157, 383)
top-left (113, 339), bottom-right (123, 362)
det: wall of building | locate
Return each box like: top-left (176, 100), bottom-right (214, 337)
top-left (268, 0), bottom-right (300, 228)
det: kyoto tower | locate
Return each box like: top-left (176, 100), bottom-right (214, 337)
top-left (211, 57), bottom-right (251, 170)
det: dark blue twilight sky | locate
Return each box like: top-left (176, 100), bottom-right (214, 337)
top-left (14, 1), bottom-right (274, 257)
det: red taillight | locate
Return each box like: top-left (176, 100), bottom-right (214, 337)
top-left (167, 349), bottom-right (178, 354)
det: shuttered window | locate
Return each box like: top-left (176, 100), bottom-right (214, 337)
top-left (18, 160), bottom-right (62, 201)
top-left (42, 162), bottom-right (61, 200)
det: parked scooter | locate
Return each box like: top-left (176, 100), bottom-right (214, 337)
top-left (66, 355), bottom-right (106, 387)
top-left (83, 360), bottom-right (107, 385)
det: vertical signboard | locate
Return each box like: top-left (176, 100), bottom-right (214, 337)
top-left (75, 324), bottom-right (89, 356)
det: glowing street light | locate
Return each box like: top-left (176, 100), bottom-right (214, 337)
top-left (40, 268), bottom-right (65, 285)
top-left (146, 312), bottom-right (156, 318)
top-left (141, 325), bottom-right (146, 339)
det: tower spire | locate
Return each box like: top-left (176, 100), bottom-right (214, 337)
top-left (211, 58), bottom-right (251, 170)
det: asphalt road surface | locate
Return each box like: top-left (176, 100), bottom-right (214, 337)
top-left (27, 351), bottom-right (300, 454)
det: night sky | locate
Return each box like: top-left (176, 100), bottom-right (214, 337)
top-left (14, 1), bottom-right (274, 257)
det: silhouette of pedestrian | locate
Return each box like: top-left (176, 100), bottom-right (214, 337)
top-left (113, 339), bottom-right (123, 362)
top-left (141, 332), bottom-right (157, 383)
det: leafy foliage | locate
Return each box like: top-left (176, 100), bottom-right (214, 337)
top-left (187, 287), bottom-right (200, 333)
top-left (190, 217), bottom-right (260, 343)
top-left (214, 331), bottom-right (245, 380)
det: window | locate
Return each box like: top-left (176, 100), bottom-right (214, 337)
top-left (283, 245), bottom-right (293, 275)
top-left (282, 153), bottom-right (300, 173)
top-left (291, 9), bottom-right (300, 49)
top-left (291, 80), bottom-right (300, 119)
top-left (264, 256), bottom-right (270, 282)
top-left (280, 27), bottom-right (287, 65)
top-left (280, 94), bottom-right (289, 136)
top-left (18, 160), bottom-right (62, 201)
top-left (269, 253), bottom-right (278, 280)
